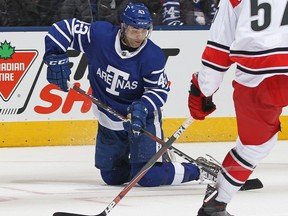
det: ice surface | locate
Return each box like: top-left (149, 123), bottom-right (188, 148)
top-left (0, 141), bottom-right (287, 216)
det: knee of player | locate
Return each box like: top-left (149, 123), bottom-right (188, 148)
top-left (100, 168), bottom-right (130, 185)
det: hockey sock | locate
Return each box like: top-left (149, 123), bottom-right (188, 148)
top-left (131, 162), bottom-right (200, 187)
top-left (181, 162), bottom-right (200, 183)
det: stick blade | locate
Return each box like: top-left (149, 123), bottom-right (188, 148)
top-left (240, 178), bottom-right (263, 191)
top-left (53, 212), bottom-right (105, 216)
top-left (53, 213), bottom-right (88, 216)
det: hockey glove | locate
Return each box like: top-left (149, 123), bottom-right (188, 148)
top-left (188, 73), bottom-right (216, 120)
top-left (123, 101), bottom-right (148, 137)
top-left (44, 53), bottom-right (71, 92)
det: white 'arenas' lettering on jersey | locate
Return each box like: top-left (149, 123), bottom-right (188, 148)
top-left (97, 65), bottom-right (138, 96)
top-left (45, 20), bottom-right (169, 126)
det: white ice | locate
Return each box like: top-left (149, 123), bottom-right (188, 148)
top-left (1, 141), bottom-right (287, 216)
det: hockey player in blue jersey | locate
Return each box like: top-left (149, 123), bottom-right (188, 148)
top-left (43, 2), bottom-right (215, 187)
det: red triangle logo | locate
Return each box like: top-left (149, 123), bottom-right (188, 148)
top-left (0, 50), bottom-right (38, 101)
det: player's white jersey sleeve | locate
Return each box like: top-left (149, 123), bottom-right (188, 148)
top-left (198, 0), bottom-right (237, 96)
top-left (199, 0), bottom-right (288, 96)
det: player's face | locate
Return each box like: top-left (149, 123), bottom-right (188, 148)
top-left (124, 25), bottom-right (149, 48)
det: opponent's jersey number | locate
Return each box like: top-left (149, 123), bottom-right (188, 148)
top-left (251, 0), bottom-right (288, 31)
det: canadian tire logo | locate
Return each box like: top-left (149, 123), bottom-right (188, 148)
top-left (0, 40), bottom-right (38, 101)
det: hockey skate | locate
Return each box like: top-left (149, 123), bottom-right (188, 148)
top-left (197, 184), bottom-right (233, 216)
top-left (196, 155), bottom-right (221, 183)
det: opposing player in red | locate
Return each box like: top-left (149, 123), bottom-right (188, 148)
top-left (188, 0), bottom-right (288, 215)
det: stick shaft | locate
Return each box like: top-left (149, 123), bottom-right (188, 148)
top-left (53, 117), bottom-right (194, 216)
top-left (101, 117), bottom-right (194, 216)
top-left (67, 83), bottom-right (262, 191)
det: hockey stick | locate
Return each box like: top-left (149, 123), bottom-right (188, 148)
top-left (172, 149), bottom-right (263, 191)
top-left (67, 82), bottom-right (263, 191)
top-left (142, 131), bottom-right (262, 191)
top-left (53, 116), bottom-right (194, 216)
top-left (203, 154), bottom-right (263, 191)
top-left (141, 131), bottom-right (262, 190)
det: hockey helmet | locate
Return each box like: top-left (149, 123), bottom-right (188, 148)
top-left (121, 2), bottom-right (152, 29)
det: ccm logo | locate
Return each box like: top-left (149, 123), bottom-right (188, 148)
top-left (48, 58), bottom-right (69, 65)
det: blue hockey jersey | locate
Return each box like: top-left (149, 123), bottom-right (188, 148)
top-left (44, 19), bottom-right (170, 130)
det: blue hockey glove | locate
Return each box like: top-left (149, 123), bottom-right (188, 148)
top-left (123, 101), bottom-right (148, 137)
top-left (44, 53), bottom-right (71, 92)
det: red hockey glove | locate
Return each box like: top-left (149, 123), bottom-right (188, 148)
top-left (188, 73), bottom-right (216, 120)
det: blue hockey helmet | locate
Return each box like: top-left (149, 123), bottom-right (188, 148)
top-left (121, 2), bottom-right (152, 29)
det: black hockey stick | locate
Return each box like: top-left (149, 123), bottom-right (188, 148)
top-left (67, 82), bottom-right (263, 191)
top-left (53, 116), bottom-right (194, 216)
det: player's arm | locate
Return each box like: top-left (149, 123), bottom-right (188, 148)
top-left (124, 52), bottom-right (169, 136)
top-left (43, 18), bottom-right (91, 91)
top-left (140, 49), bottom-right (170, 114)
top-left (188, 0), bottom-right (237, 119)
top-left (141, 66), bottom-right (170, 112)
